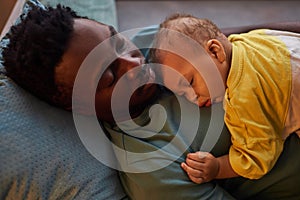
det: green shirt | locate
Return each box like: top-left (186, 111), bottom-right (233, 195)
top-left (105, 90), bottom-right (233, 200)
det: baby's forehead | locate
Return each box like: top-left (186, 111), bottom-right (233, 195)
top-left (164, 17), bottom-right (200, 28)
top-left (159, 16), bottom-right (194, 34)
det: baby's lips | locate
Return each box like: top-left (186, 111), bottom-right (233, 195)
top-left (197, 98), bottom-right (211, 107)
top-left (205, 99), bottom-right (212, 107)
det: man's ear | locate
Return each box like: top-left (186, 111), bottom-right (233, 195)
top-left (206, 39), bottom-right (226, 63)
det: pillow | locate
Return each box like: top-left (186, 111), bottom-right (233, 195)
top-left (0, 1), bottom-right (126, 199)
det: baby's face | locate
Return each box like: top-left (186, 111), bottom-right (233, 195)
top-left (157, 51), bottom-right (212, 107)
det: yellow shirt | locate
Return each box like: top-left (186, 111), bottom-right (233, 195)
top-left (226, 29), bottom-right (292, 179)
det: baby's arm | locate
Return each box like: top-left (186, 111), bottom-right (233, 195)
top-left (181, 152), bottom-right (239, 184)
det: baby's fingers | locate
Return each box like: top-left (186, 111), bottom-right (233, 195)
top-left (181, 162), bottom-right (203, 177)
top-left (181, 163), bottom-right (205, 184)
top-left (187, 151), bottom-right (210, 162)
top-left (186, 157), bottom-right (205, 170)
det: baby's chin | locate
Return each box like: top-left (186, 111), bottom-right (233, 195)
top-left (197, 96), bottom-right (224, 107)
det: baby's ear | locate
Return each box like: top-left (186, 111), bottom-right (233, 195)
top-left (206, 39), bottom-right (226, 63)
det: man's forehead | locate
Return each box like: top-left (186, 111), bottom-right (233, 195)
top-left (73, 18), bottom-right (111, 36)
top-left (56, 19), bottom-right (112, 80)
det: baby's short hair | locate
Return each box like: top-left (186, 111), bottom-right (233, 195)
top-left (150, 13), bottom-right (222, 63)
top-left (160, 13), bottom-right (222, 45)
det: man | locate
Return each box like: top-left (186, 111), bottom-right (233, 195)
top-left (2, 5), bottom-right (300, 200)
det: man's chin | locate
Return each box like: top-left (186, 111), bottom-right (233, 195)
top-left (100, 85), bottom-right (160, 123)
top-left (130, 84), bottom-right (160, 115)
top-left (139, 83), bottom-right (156, 93)
top-left (139, 83), bottom-right (159, 97)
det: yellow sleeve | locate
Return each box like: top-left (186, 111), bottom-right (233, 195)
top-left (225, 30), bottom-right (291, 179)
top-left (224, 94), bottom-right (284, 179)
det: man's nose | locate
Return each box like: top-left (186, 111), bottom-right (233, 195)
top-left (118, 55), bottom-right (143, 80)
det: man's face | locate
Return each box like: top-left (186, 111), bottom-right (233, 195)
top-left (55, 18), bottom-right (157, 123)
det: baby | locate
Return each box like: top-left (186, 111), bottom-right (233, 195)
top-left (150, 13), bottom-right (300, 183)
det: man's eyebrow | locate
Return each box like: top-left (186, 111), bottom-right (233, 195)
top-left (109, 25), bottom-right (117, 37)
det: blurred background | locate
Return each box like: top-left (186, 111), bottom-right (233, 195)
top-left (116, 0), bottom-right (300, 31)
top-left (1, 0), bottom-right (300, 37)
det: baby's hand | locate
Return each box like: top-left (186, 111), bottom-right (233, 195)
top-left (181, 151), bottom-right (220, 184)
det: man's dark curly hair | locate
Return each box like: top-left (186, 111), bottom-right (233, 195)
top-left (2, 5), bottom-right (82, 108)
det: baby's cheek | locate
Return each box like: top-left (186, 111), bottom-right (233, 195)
top-left (182, 87), bottom-right (199, 105)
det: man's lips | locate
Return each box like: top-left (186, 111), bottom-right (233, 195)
top-left (146, 66), bottom-right (156, 83)
top-left (141, 65), bottom-right (156, 86)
